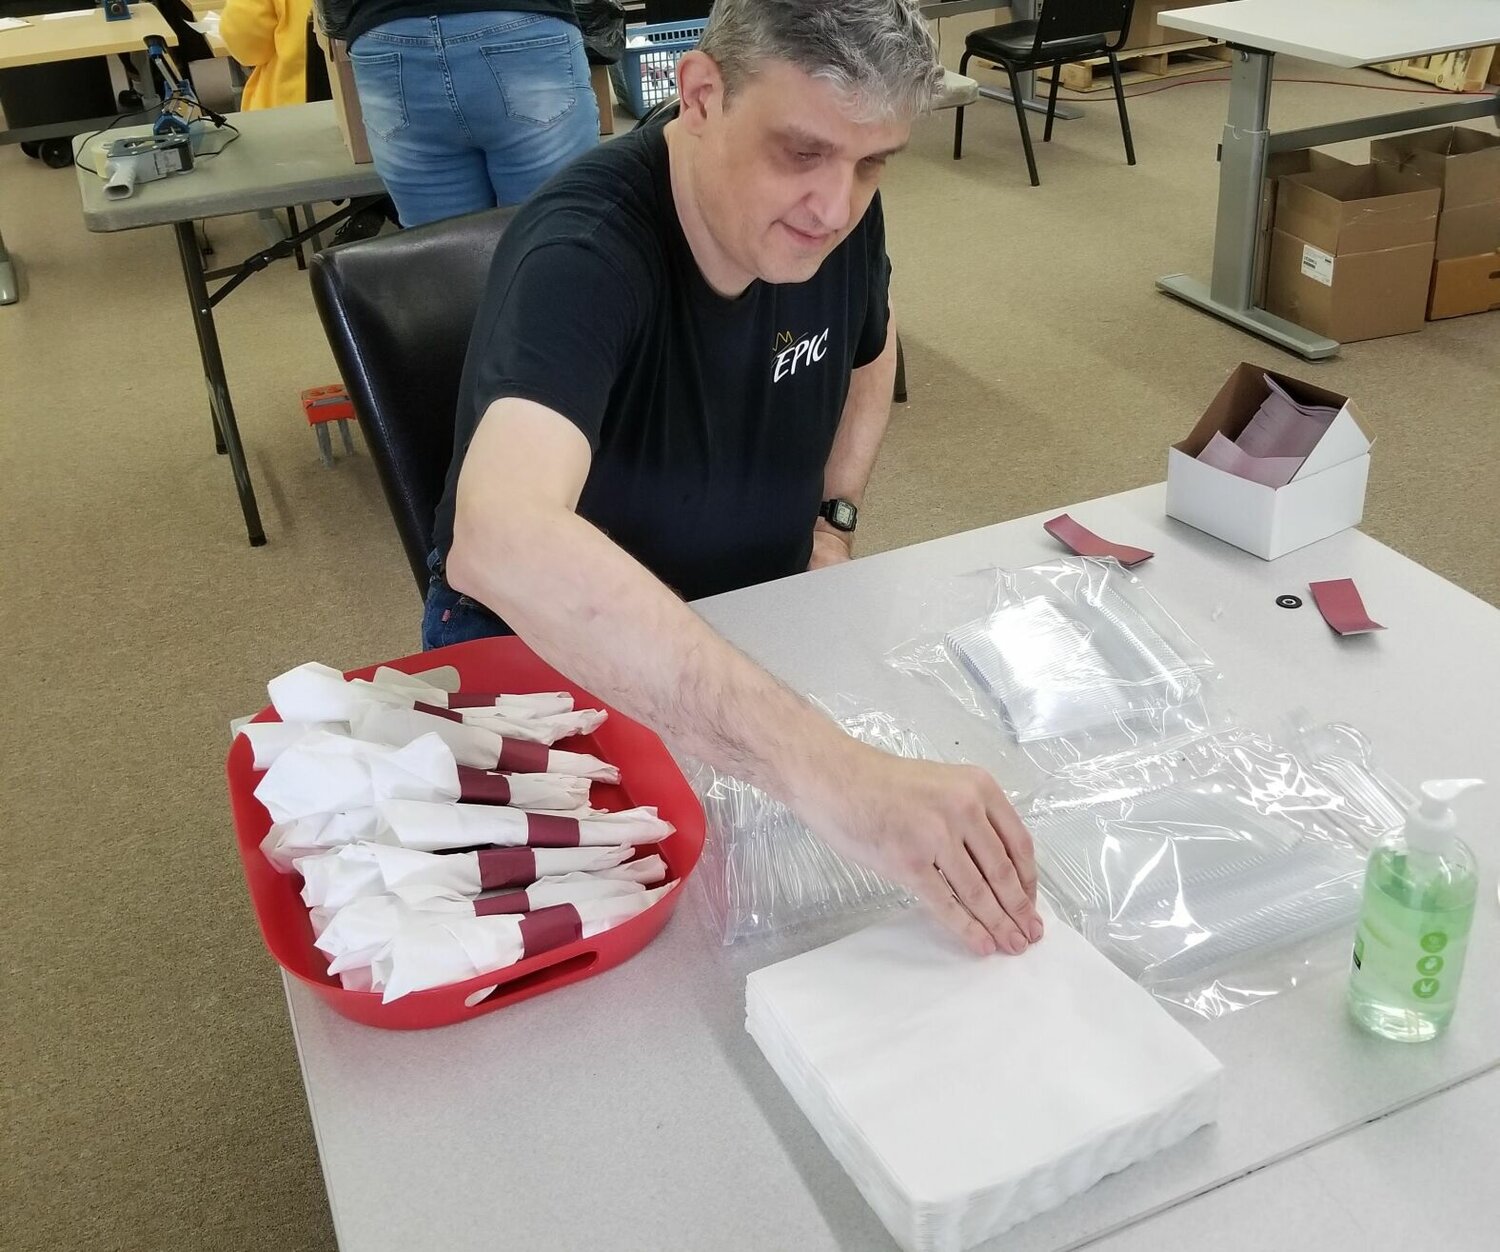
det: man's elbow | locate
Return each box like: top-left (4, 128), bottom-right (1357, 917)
top-left (445, 498), bottom-right (554, 603)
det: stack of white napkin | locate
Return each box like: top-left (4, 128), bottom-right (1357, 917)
top-left (745, 910), bottom-right (1222, 1252)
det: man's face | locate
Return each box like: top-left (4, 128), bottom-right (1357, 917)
top-left (689, 59), bottom-right (910, 287)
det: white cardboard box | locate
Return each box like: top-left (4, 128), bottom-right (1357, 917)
top-left (1166, 362), bottom-right (1371, 560)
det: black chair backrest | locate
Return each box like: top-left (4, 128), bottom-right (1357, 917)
top-left (309, 207), bottom-right (514, 591)
top-left (1037, 0), bottom-right (1137, 48)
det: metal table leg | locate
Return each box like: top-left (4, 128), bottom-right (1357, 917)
top-left (0, 223), bottom-right (17, 306)
top-left (173, 221), bottom-right (267, 545)
top-left (1156, 47), bottom-right (1340, 359)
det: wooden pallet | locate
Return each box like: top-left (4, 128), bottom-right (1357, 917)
top-left (1373, 45), bottom-right (1497, 93)
top-left (1034, 39), bottom-right (1230, 94)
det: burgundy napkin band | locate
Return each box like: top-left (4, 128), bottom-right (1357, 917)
top-left (1309, 578), bottom-right (1385, 635)
top-left (497, 738), bottom-right (550, 773)
top-left (413, 701), bottom-right (463, 722)
top-left (1043, 513), bottom-right (1154, 567)
top-left (456, 766), bottom-right (512, 805)
top-left (473, 889), bottom-right (533, 916)
top-left (475, 846), bottom-right (537, 890)
top-left (524, 813), bottom-right (583, 847)
top-left (518, 904), bottom-right (584, 957)
top-left (446, 693), bottom-right (506, 708)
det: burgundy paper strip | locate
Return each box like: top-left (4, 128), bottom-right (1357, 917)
top-left (519, 904), bottom-right (583, 957)
top-left (446, 693), bottom-right (505, 708)
top-left (496, 738), bottom-right (550, 773)
top-left (473, 889), bottom-right (532, 917)
top-left (525, 812), bottom-right (582, 847)
top-left (1309, 578), bottom-right (1385, 636)
top-left (1043, 513), bottom-right (1154, 567)
top-left (456, 766), bottom-right (513, 805)
top-left (413, 701), bottom-right (464, 723)
top-left (475, 846), bottom-right (537, 890)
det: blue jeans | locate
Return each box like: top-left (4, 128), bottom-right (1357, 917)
top-left (421, 550), bottom-right (515, 650)
top-left (349, 13), bottom-right (598, 227)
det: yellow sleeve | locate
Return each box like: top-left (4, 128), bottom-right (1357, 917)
top-left (220, 0), bottom-right (280, 67)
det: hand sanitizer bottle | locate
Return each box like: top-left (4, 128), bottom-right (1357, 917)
top-left (1347, 779), bottom-right (1482, 1042)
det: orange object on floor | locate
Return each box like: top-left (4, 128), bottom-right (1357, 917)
top-left (300, 385), bottom-right (357, 467)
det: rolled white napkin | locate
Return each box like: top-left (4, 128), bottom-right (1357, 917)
top-left (296, 842), bottom-right (653, 908)
top-left (318, 872), bottom-right (662, 970)
top-left (372, 884), bottom-right (676, 1002)
top-left (270, 661), bottom-right (590, 734)
top-left (379, 798), bottom-right (672, 850)
top-left (237, 720), bottom-right (344, 769)
top-left (262, 810), bottom-right (385, 871)
top-left (253, 731), bottom-right (455, 824)
top-left (353, 705), bottom-right (619, 779)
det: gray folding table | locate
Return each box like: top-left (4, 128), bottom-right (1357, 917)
top-left (75, 100), bottom-right (385, 545)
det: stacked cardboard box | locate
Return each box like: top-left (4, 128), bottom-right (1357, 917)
top-left (1264, 164), bottom-right (1440, 342)
top-left (1371, 125), bottom-right (1500, 321)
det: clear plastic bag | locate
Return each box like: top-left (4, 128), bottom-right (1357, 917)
top-left (1021, 724), bottom-right (1408, 1018)
top-left (688, 700), bottom-right (929, 945)
top-left (886, 558), bottom-right (1226, 773)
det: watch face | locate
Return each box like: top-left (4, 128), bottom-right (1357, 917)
top-left (831, 501), bottom-right (856, 530)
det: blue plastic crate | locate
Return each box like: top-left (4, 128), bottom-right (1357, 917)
top-left (610, 19), bottom-right (706, 119)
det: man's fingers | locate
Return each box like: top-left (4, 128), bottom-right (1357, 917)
top-left (912, 866), bottom-right (995, 957)
top-left (964, 825), bottom-right (1043, 945)
top-left (984, 791), bottom-right (1039, 903)
top-left (933, 850), bottom-right (1029, 956)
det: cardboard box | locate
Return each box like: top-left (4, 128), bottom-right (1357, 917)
top-left (316, 32), bottom-right (373, 165)
top-left (1427, 250), bottom-right (1500, 319)
top-left (1126, 0), bottom-right (1214, 50)
top-left (1166, 363), bottom-right (1372, 560)
top-left (1254, 148), bottom-right (1351, 306)
top-left (590, 63), bottom-right (615, 136)
top-left (1265, 164), bottom-right (1439, 342)
top-left (1371, 125), bottom-right (1500, 259)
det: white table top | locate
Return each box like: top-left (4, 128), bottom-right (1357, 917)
top-left (1091, 1066), bottom-right (1500, 1251)
top-left (0, 4), bottom-right (174, 70)
top-left (283, 484), bottom-right (1500, 1251)
top-left (75, 101), bottom-right (384, 231)
top-left (1159, 0), bottom-right (1500, 68)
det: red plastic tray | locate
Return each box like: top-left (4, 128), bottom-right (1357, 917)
top-left (226, 637), bottom-right (705, 1030)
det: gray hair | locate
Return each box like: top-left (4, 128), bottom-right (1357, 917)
top-left (698, 0), bottom-right (943, 121)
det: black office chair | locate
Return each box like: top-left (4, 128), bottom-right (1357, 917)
top-left (309, 207), bottom-right (514, 594)
top-left (953, 0), bottom-right (1138, 187)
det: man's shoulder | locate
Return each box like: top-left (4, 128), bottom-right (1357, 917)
top-left (500, 129), bottom-right (668, 278)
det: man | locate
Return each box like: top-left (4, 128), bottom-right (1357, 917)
top-left (431, 0), bottom-right (1043, 958)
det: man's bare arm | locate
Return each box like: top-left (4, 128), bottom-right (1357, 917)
top-left (810, 316), bottom-right (897, 568)
top-left (446, 398), bottom-right (1042, 955)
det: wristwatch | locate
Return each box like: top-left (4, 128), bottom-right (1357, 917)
top-left (819, 498), bottom-right (859, 533)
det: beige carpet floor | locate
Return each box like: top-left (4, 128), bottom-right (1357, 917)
top-left (1, 40), bottom-right (1496, 1252)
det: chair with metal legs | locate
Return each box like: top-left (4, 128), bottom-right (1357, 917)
top-left (952, 0), bottom-right (1138, 187)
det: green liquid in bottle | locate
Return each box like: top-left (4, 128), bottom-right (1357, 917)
top-left (1347, 844), bottom-right (1477, 1042)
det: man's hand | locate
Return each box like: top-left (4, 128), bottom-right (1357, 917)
top-left (788, 741), bottom-right (1043, 956)
top-left (808, 525), bottom-right (853, 571)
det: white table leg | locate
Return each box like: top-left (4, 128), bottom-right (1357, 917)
top-left (1156, 46), bottom-right (1340, 359)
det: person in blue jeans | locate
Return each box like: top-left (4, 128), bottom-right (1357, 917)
top-left (342, 1), bottom-right (598, 226)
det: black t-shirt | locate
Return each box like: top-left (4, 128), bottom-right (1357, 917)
top-left (343, 1), bottom-right (576, 46)
top-left (432, 121), bottom-right (891, 603)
